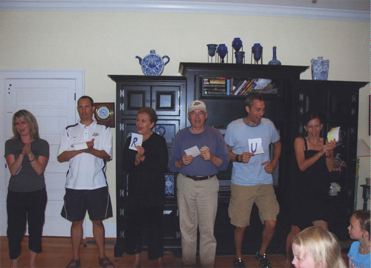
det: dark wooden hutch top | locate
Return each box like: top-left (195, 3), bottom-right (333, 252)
top-left (179, 62), bottom-right (309, 79)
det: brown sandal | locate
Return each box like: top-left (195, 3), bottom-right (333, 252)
top-left (66, 259), bottom-right (80, 268)
top-left (99, 257), bottom-right (115, 268)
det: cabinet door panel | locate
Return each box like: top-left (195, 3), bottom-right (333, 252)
top-left (328, 91), bottom-right (358, 121)
top-left (155, 119), bottom-right (180, 146)
top-left (120, 85), bottom-right (150, 115)
top-left (297, 90), bottom-right (327, 116)
top-left (152, 86), bottom-right (181, 116)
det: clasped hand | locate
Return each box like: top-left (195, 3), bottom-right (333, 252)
top-left (21, 142), bottom-right (34, 160)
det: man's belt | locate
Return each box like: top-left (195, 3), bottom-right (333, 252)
top-left (184, 174), bottom-right (216, 181)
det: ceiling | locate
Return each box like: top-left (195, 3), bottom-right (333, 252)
top-left (0, 0), bottom-right (369, 21)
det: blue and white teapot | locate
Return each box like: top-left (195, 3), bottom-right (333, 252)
top-left (136, 50), bottom-right (170, 76)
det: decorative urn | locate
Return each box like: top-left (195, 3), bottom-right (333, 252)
top-left (311, 56), bottom-right (329, 80)
top-left (136, 50), bottom-right (170, 76)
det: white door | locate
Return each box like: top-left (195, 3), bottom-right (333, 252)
top-left (4, 75), bottom-right (82, 236)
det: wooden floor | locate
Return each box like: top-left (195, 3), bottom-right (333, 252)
top-left (0, 236), bottom-right (350, 268)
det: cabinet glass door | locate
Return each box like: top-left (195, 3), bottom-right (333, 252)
top-left (151, 86), bottom-right (182, 116)
top-left (119, 85), bottom-right (150, 115)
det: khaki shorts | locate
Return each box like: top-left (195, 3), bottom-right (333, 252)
top-left (228, 183), bottom-right (279, 227)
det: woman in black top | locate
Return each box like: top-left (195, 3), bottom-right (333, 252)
top-left (5, 110), bottom-right (49, 268)
top-left (122, 107), bottom-right (168, 268)
top-left (285, 112), bottom-right (336, 267)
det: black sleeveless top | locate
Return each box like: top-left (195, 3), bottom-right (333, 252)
top-left (291, 137), bottom-right (329, 198)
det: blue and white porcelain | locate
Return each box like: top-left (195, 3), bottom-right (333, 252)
top-left (136, 50), bottom-right (170, 76)
top-left (165, 174), bottom-right (174, 195)
top-left (311, 56), bottom-right (329, 80)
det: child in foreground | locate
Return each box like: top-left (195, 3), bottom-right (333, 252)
top-left (348, 210), bottom-right (370, 268)
top-left (291, 226), bottom-right (346, 268)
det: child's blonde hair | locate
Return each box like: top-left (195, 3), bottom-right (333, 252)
top-left (292, 226), bottom-right (346, 268)
top-left (352, 210), bottom-right (370, 240)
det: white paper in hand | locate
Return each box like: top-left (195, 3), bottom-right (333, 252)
top-left (327, 127), bottom-right (340, 142)
top-left (129, 133), bottom-right (143, 151)
top-left (184, 146), bottom-right (201, 157)
top-left (73, 142), bottom-right (88, 151)
top-left (248, 138), bottom-right (264, 154)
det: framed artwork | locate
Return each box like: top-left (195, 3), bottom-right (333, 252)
top-left (369, 95), bottom-right (371, 136)
top-left (94, 102), bottom-right (115, 128)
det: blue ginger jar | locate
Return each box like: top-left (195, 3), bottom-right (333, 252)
top-left (232, 37), bottom-right (243, 52)
top-left (311, 56), bottom-right (329, 80)
top-left (217, 44), bottom-right (228, 63)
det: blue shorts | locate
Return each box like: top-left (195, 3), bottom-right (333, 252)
top-left (61, 186), bottom-right (113, 222)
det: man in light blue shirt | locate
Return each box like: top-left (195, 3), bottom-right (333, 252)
top-left (224, 93), bottom-right (281, 268)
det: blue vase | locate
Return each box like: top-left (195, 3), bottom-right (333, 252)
top-left (217, 44), bottom-right (228, 63)
top-left (232, 37), bottom-right (243, 52)
top-left (235, 51), bottom-right (245, 64)
top-left (311, 56), bottom-right (329, 80)
top-left (268, 46), bottom-right (281, 65)
top-left (251, 43), bottom-right (263, 64)
top-left (207, 44), bottom-right (218, 57)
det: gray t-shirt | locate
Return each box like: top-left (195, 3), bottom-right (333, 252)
top-left (5, 138), bottom-right (49, 192)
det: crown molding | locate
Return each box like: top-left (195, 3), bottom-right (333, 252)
top-left (0, 1), bottom-right (369, 22)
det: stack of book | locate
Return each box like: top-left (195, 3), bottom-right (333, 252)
top-left (203, 77), bottom-right (227, 95)
top-left (232, 79), bottom-right (255, 95)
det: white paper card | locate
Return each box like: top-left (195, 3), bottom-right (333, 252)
top-left (185, 146), bottom-right (200, 157)
top-left (129, 133), bottom-right (143, 151)
top-left (327, 126), bottom-right (340, 142)
top-left (248, 138), bottom-right (264, 154)
top-left (73, 142), bottom-right (88, 151)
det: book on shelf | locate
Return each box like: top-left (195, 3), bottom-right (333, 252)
top-left (234, 80), bottom-right (247, 95)
top-left (226, 79), bottom-right (230, 95)
top-left (240, 79), bottom-right (255, 95)
top-left (204, 90), bottom-right (227, 95)
top-left (204, 77), bottom-right (226, 85)
top-left (204, 84), bottom-right (226, 88)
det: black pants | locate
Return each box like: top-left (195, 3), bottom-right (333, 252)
top-left (125, 206), bottom-right (164, 260)
top-left (7, 188), bottom-right (47, 260)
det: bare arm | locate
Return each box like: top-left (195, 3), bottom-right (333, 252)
top-left (324, 140), bottom-right (336, 172)
top-left (200, 150), bottom-right (223, 167)
top-left (295, 137), bottom-right (335, 172)
top-left (262, 141), bottom-right (281, 174)
top-left (6, 154), bottom-right (24, 176)
top-left (6, 142), bottom-right (48, 175)
top-left (57, 139), bottom-right (111, 163)
top-left (227, 145), bottom-right (254, 163)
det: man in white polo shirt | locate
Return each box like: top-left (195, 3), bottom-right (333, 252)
top-left (57, 96), bottom-right (114, 268)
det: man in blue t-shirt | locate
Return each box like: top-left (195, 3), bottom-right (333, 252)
top-left (225, 93), bottom-right (282, 268)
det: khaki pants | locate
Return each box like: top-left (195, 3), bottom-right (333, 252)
top-left (177, 173), bottom-right (219, 267)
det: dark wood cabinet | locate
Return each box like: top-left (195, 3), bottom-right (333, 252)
top-left (109, 75), bottom-right (186, 257)
top-left (179, 62), bottom-right (309, 254)
top-left (110, 67), bottom-right (367, 257)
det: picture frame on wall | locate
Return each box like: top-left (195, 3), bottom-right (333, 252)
top-left (369, 95), bottom-right (371, 136)
top-left (94, 102), bottom-right (115, 128)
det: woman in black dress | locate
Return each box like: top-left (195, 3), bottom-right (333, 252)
top-left (285, 112), bottom-right (336, 267)
top-left (122, 107), bottom-right (168, 268)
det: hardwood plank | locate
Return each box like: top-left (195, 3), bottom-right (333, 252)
top-left (0, 236), bottom-right (350, 268)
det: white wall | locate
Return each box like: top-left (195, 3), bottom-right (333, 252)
top-left (0, 10), bottom-right (369, 237)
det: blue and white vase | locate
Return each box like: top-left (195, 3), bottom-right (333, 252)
top-left (311, 56), bottom-right (329, 80)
